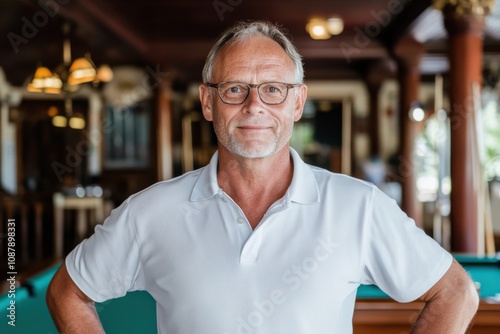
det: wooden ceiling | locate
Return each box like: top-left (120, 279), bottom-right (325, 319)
top-left (2, 0), bottom-right (500, 88)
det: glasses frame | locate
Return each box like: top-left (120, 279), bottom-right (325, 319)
top-left (205, 81), bottom-right (301, 105)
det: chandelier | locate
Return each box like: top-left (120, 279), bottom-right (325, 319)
top-left (26, 22), bottom-right (113, 129)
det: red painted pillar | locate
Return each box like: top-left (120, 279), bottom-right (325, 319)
top-left (438, 1), bottom-right (492, 252)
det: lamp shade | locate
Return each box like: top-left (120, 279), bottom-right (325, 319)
top-left (52, 115), bottom-right (67, 127)
top-left (28, 66), bottom-right (63, 94)
top-left (69, 114), bottom-right (86, 129)
top-left (68, 57), bottom-right (97, 85)
top-left (31, 66), bottom-right (53, 88)
top-left (43, 73), bottom-right (63, 94)
top-left (27, 83), bottom-right (42, 93)
top-left (95, 64), bottom-right (113, 83)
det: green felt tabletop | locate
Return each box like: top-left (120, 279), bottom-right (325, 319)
top-left (356, 254), bottom-right (500, 299)
top-left (0, 254), bottom-right (498, 333)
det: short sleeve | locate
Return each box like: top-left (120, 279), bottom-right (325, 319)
top-left (361, 186), bottom-right (453, 302)
top-left (65, 199), bottom-right (144, 302)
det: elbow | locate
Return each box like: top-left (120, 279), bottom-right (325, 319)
top-left (46, 273), bottom-right (60, 315)
top-left (463, 278), bottom-right (480, 314)
top-left (45, 263), bottom-right (75, 316)
top-left (448, 260), bottom-right (480, 315)
top-left (452, 269), bottom-right (480, 322)
top-left (459, 278), bottom-right (480, 332)
top-left (415, 261), bottom-right (480, 332)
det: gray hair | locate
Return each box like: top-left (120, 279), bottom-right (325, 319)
top-left (202, 21), bottom-right (304, 84)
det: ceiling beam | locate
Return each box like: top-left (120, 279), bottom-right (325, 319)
top-left (69, 0), bottom-right (150, 56)
top-left (378, 0), bottom-right (432, 49)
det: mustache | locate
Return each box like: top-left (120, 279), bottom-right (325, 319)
top-left (234, 118), bottom-right (275, 127)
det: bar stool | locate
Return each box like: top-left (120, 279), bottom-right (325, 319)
top-left (53, 192), bottom-right (104, 258)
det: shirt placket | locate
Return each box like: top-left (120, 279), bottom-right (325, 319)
top-left (219, 188), bottom-right (291, 264)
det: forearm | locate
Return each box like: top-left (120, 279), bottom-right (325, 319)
top-left (411, 260), bottom-right (479, 333)
top-left (46, 264), bottom-right (105, 334)
top-left (411, 294), bottom-right (477, 333)
top-left (47, 292), bottom-right (105, 334)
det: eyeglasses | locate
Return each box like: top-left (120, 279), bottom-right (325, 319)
top-left (205, 81), bottom-right (300, 105)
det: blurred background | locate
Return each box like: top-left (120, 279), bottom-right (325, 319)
top-left (0, 0), bottom-right (499, 297)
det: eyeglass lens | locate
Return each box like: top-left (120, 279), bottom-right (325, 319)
top-left (218, 82), bottom-right (290, 104)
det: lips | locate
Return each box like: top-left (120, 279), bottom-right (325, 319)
top-left (238, 125), bottom-right (270, 130)
top-left (236, 121), bottom-right (273, 129)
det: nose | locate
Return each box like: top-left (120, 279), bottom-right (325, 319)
top-left (242, 86), bottom-right (263, 114)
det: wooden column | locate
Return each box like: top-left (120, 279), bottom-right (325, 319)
top-left (364, 60), bottom-right (394, 158)
top-left (157, 80), bottom-right (174, 181)
top-left (366, 79), bottom-right (382, 158)
top-left (435, 0), bottom-right (494, 252)
top-left (393, 37), bottom-right (425, 228)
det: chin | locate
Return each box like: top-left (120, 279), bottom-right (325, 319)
top-left (225, 142), bottom-right (270, 158)
top-left (230, 142), bottom-right (289, 159)
top-left (233, 149), bottom-right (273, 159)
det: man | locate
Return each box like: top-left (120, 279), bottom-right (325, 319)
top-left (47, 21), bottom-right (478, 333)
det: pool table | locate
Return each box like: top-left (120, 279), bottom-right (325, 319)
top-left (354, 254), bottom-right (500, 333)
top-left (0, 255), bottom-right (498, 333)
top-left (0, 264), bottom-right (157, 334)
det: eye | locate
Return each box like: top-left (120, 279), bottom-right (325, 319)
top-left (229, 86), bottom-right (241, 93)
top-left (222, 83), bottom-right (247, 95)
top-left (262, 83), bottom-right (283, 94)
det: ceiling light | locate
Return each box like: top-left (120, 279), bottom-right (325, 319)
top-left (27, 22), bottom-right (112, 94)
top-left (409, 103), bottom-right (426, 122)
top-left (95, 64), bottom-right (114, 83)
top-left (327, 17), bottom-right (344, 35)
top-left (27, 22), bottom-right (111, 130)
top-left (411, 107), bottom-right (425, 122)
top-left (306, 17), bottom-right (344, 40)
top-left (27, 66), bottom-right (63, 94)
top-left (68, 56), bottom-right (97, 85)
top-left (69, 114), bottom-right (86, 129)
top-left (306, 18), bottom-right (331, 40)
top-left (52, 115), bottom-right (67, 127)
top-left (47, 106), bottom-right (58, 117)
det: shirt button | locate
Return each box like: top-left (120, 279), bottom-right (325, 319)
top-left (237, 217), bottom-right (245, 224)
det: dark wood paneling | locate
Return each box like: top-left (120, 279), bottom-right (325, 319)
top-left (354, 299), bottom-right (500, 334)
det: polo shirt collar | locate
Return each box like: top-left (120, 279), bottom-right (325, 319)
top-left (288, 147), bottom-right (320, 204)
top-left (190, 152), bottom-right (221, 201)
top-left (190, 148), bottom-right (320, 204)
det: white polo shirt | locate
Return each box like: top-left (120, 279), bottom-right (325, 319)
top-left (66, 148), bottom-right (452, 334)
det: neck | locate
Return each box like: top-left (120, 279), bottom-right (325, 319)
top-left (217, 145), bottom-right (293, 196)
top-left (217, 145), bottom-right (294, 229)
top-left (216, 146), bottom-right (293, 229)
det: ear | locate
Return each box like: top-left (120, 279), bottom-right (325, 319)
top-left (293, 84), bottom-right (307, 122)
top-left (199, 84), bottom-right (213, 121)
